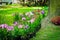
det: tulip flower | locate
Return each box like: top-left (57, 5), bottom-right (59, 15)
top-left (18, 24), bottom-right (23, 28)
top-left (13, 22), bottom-right (18, 26)
top-left (7, 26), bottom-right (14, 31)
top-left (30, 18), bottom-right (35, 23)
top-left (1, 24), bottom-right (8, 29)
top-left (25, 25), bottom-right (29, 29)
top-left (41, 10), bottom-right (45, 14)
top-left (22, 17), bottom-right (26, 20)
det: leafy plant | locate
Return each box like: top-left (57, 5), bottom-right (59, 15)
top-left (0, 8), bottom-right (48, 40)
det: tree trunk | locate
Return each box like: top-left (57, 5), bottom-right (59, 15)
top-left (50, 0), bottom-right (60, 14)
top-left (41, 0), bottom-right (60, 27)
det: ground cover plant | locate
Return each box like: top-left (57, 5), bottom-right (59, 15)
top-left (0, 7), bottom-right (48, 40)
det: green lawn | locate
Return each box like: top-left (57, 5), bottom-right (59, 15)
top-left (30, 16), bottom-right (60, 40)
top-left (0, 7), bottom-right (48, 14)
top-left (0, 6), bottom-right (48, 27)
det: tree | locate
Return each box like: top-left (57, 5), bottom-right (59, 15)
top-left (50, 0), bottom-right (60, 14)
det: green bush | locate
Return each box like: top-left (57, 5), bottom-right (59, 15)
top-left (0, 8), bottom-right (48, 40)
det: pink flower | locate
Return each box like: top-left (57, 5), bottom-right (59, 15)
top-left (7, 26), bottom-right (14, 31)
top-left (22, 17), bottom-right (26, 20)
top-left (18, 24), bottom-right (23, 28)
top-left (13, 22), bottom-right (18, 26)
top-left (41, 10), bottom-right (45, 14)
top-left (25, 25), bottom-right (29, 29)
top-left (4, 24), bottom-right (8, 28)
top-left (1, 24), bottom-right (4, 29)
top-left (1, 24), bottom-right (8, 29)
top-left (30, 18), bottom-right (35, 23)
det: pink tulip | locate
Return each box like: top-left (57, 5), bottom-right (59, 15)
top-left (13, 22), bottom-right (18, 26)
top-left (22, 17), bottom-right (26, 20)
top-left (30, 18), bottom-right (35, 23)
top-left (7, 26), bottom-right (14, 31)
top-left (1, 24), bottom-right (8, 29)
top-left (41, 10), bottom-right (45, 14)
top-left (1, 24), bottom-right (4, 29)
top-left (4, 24), bottom-right (8, 28)
top-left (18, 24), bottom-right (23, 28)
top-left (25, 25), bottom-right (29, 29)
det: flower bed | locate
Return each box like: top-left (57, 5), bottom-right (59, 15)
top-left (0, 9), bottom-right (48, 40)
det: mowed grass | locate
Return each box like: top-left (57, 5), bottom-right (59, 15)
top-left (30, 17), bottom-right (60, 40)
top-left (0, 7), bottom-right (48, 14)
top-left (0, 7), bottom-right (38, 25)
top-left (30, 26), bottom-right (60, 40)
top-left (0, 8), bottom-right (34, 14)
top-left (0, 7), bottom-right (48, 25)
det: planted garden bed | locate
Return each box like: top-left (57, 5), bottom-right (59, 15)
top-left (0, 7), bottom-right (48, 40)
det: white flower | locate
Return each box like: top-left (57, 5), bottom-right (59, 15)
top-left (29, 12), bottom-right (34, 16)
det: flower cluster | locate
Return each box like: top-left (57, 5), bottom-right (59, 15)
top-left (29, 18), bottom-right (35, 23)
top-left (0, 21), bottom-right (30, 32)
top-left (41, 10), bottom-right (45, 14)
top-left (13, 22), bottom-right (18, 26)
top-left (22, 17), bottom-right (26, 21)
top-left (0, 24), bottom-right (14, 31)
top-left (18, 24), bottom-right (23, 28)
top-left (0, 9), bottom-right (45, 33)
